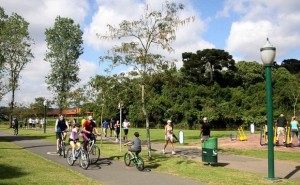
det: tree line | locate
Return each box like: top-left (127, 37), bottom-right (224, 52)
top-left (1, 2), bottom-right (300, 131)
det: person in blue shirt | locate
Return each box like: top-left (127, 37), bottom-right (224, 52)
top-left (102, 119), bottom-right (109, 137)
top-left (290, 116), bottom-right (300, 145)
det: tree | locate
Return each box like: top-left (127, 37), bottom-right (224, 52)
top-left (182, 49), bottom-right (236, 86)
top-left (45, 16), bottom-right (83, 113)
top-left (0, 8), bottom-right (34, 123)
top-left (98, 1), bottom-right (193, 159)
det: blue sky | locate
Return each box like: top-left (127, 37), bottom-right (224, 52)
top-left (1, 0), bottom-right (300, 106)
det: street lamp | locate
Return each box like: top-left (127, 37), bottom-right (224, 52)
top-left (260, 38), bottom-right (277, 180)
top-left (118, 101), bottom-right (123, 152)
top-left (43, 100), bottom-right (47, 134)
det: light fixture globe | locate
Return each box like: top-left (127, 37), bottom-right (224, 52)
top-left (43, 100), bottom-right (47, 106)
top-left (260, 38), bottom-right (276, 65)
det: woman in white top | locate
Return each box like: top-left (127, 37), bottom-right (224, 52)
top-left (122, 119), bottom-right (130, 142)
top-left (162, 120), bottom-right (175, 155)
top-left (69, 123), bottom-right (81, 160)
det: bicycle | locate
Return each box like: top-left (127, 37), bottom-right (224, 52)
top-left (124, 146), bottom-right (144, 171)
top-left (86, 133), bottom-right (101, 164)
top-left (66, 146), bottom-right (89, 170)
top-left (57, 131), bottom-right (68, 158)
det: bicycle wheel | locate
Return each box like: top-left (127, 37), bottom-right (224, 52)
top-left (66, 148), bottom-right (75, 166)
top-left (136, 156), bottom-right (144, 171)
top-left (124, 152), bottom-right (131, 166)
top-left (89, 145), bottom-right (100, 164)
top-left (80, 150), bottom-right (89, 170)
top-left (62, 142), bottom-right (66, 158)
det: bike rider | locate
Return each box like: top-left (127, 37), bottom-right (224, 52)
top-left (69, 123), bottom-right (81, 161)
top-left (82, 115), bottom-right (100, 151)
top-left (55, 114), bottom-right (69, 153)
top-left (124, 132), bottom-right (142, 159)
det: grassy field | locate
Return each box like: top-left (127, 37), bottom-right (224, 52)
top-left (0, 126), bottom-right (299, 185)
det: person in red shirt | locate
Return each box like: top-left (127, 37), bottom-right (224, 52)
top-left (82, 116), bottom-right (100, 151)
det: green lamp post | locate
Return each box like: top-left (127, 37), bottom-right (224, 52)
top-left (43, 100), bottom-right (47, 134)
top-left (260, 38), bottom-right (276, 180)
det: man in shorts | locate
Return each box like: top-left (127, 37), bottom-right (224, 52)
top-left (276, 114), bottom-right (287, 144)
top-left (55, 115), bottom-right (69, 153)
top-left (82, 116), bottom-right (100, 151)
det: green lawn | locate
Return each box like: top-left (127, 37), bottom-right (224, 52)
top-left (1, 126), bottom-right (300, 185)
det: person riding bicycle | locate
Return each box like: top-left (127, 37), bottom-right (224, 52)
top-left (69, 123), bottom-right (81, 161)
top-left (124, 132), bottom-right (142, 159)
top-left (55, 114), bottom-right (69, 153)
top-left (82, 115), bottom-right (100, 151)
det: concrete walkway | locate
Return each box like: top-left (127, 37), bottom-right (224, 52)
top-left (1, 131), bottom-right (300, 184)
top-left (0, 131), bottom-right (204, 185)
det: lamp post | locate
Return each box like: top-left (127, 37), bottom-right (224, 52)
top-left (260, 38), bottom-right (276, 180)
top-left (43, 100), bottom-right (47, 134)
top-left (118, 101), bottom-right (123, 152)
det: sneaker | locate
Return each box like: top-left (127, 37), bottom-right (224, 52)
top-left (283, 141), bottom-right (286, 143)
top-left (162, 149), bottom-right (165, 154)
top-left (172, 151), bottom-right (176, 155)
top-left (73, 157), bottom-right (76, 161)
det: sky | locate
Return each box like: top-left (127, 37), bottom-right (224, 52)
top-left (0, 0), bottom-right (300, 106)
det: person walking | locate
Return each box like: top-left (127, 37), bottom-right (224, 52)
top-left (115, 120), bottom-right (121, 142)
top-left (276, 114), bottom-right (288, 144)
top-left (162, 120), bottom-right (176, 155)
top-left (122, 119), bottom-right (130, 142)
top-left (109, 118), bottom-right (116, 137)
top-left (290, 116), bottom-right (300, 145)
top-left (200, 117), bottom-right (211, 143)
top-left (102, 119), bottom-right (109, 137)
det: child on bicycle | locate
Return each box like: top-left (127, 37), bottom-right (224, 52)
top-left (124, 132), bottom-right (141, 159)
top-left (69, 123), bottom-right (81, 161)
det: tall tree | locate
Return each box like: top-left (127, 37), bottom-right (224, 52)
top-left (98, 1), bottom-right (193, 159)
top-left (45, 16), bottom-right (83, 113)
top-left (182, 49), bottom-right (236, 85)
top-left (0, 8), bottom-right (34, 122)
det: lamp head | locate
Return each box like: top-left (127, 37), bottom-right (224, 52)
top-left (260, 38), bottom-right (276, 65)
top-left (43, 100), bottom-right (47, 106)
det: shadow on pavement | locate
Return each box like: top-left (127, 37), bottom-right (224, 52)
top-left (284, 166), bottom-right (300, 179)
top-left (0, 164), bottom-right (28, 180)
top-left (0, 135), bottom-right (51, 142)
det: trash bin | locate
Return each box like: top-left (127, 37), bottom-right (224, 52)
top-left (202, 137), bottom-right (218, 164)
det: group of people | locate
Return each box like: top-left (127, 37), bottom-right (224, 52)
top-left (273, 114), bottom-right (300, 145)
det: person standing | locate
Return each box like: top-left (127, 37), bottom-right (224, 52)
top-left (110, 118), bottom-right (116, 137)
top-left (122, 119), bottom-right (130, 142)
top-left (12, 116), bottom-right (19, 135)
top-left (290, 116), bottom-right (300, 145)
top-left (162, 120), bottom-right (175, 154)
top-left (28, 117), bottom-right (32, 128)
top-left (276, 114), bottom-right (287, 144)
top-left (200, 117), bottom-right (211, 143)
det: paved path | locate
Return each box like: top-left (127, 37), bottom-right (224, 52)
top-left (0, 132), bottom-right (204, 185)
top-left (1, 131), bottom-right (300, 184)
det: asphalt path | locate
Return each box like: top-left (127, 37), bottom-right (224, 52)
top-left (0, 131), bottom-right (205, 185)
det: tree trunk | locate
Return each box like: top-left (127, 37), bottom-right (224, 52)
top-left (142, 85), bottom-right (152, 160)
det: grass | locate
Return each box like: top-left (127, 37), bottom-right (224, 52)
top-left (0, 137), bottom-right (102, 185)
top-left (1, 126), bottom-right (299, 185)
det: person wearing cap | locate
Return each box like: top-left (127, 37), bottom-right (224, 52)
top-left (69, 123), bottom-right (81, 160)
top-left (82, 115), bottom-right (100, 151)
top-left (200, 117), bottom-right (211, 143)
top-left (162, 120), bottom-right (176, 155)
top-left (124, 132), bottom-right (142, 159)
top-left (276, 114), bottom-right (287, 144)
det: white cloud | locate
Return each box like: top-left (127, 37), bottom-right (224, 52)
top-left (224, 0), bottom-right (300, 62)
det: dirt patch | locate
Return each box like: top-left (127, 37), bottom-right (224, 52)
top-left (218, 134), bottom-right (300, 152)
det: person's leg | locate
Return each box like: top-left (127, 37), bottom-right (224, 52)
top-left (163, 139), bottom-right (169, 154)
top-left (70, 141), bottom-right (76, 160)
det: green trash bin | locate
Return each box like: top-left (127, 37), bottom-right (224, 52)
top-left (202, 137), bottom-right (218, 164)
